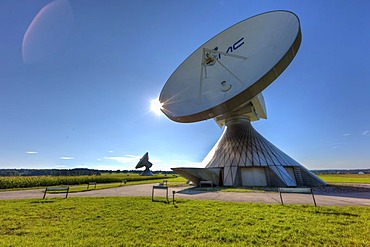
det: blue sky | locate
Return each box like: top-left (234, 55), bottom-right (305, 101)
top-left (1, 0), bottom-right (369, 171)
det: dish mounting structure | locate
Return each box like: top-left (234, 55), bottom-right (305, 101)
top-left (159, 11), bottom-right (326, 187)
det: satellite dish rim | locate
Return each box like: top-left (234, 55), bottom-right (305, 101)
top-left (159, 10), bottom-right (301, 123)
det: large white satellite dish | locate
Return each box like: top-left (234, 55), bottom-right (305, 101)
top-left (160, 11), bottom-right (326, 187)
top-left (160, 10), bottom-right (301, 123)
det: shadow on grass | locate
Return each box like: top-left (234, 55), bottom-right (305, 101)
top-left (30, 199), bottom-right (58, 204)
top-left (151, 197), bottom-right (170, 204)
top-left (313, 210), bottom-right (359, 217)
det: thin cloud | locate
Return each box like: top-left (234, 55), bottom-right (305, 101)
top-left (104, 154), bottom-right (161, 166)
top-left (342, 133), bottom-right (351, 136)
top-left (330, 142), bottom-right (343, 150)
top-left (95, 165), bottom-right (126, 170)
top-left (26, 151), bottom-right (38, 154)
top-left (104, 155), bottom-right (141, 164)
top-left (53, 165), bottom-right (70, 169)
top-left (125, 154), bottom-right (141, 158)
top-left (168, 159), bottom-right (203, 167)
top-left (60, 156), bottom-right (75, 160)
top-left (362, 130), bottom-right (370, 136)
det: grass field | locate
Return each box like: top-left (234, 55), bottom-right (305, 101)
top-left (66, 176), bottom-right (187, 193)
top-left (0, 173), bottom-right (176, 190)
top-left (1, 173), bottom-right (369, 246)
top-left (318, 174), bottom-right (370, 184)
top-left (0, 197), bottom-right (369, 246)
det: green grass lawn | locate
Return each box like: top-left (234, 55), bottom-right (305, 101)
top-left (44, 176), bottom-right (187, 194)
top-left (318, 174), bottom-right (370, 184)
top-left (66, 176), bottom-right (187, 193)
top-left (0, 197), bottom-right (369, 246)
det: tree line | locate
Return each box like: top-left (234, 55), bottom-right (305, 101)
top-left (0, 168), bottom-right (101, 177)
top-left (0, 168), bottom-right (176, 176)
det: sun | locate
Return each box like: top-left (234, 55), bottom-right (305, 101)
top-left (150, 98), bottom-right (163, 116)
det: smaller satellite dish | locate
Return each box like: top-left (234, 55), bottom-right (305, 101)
top-left (135, 152), bottom-right (154, 176)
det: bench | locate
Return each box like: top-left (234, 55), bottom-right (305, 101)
top-left (152, 185), bottom-right (169, 203)
top-left (43, 187), bottom-right (69, 199)
top-left (278, 187), bottom-right (317, 206)
top-left (87, 182), bottom-right (97, 189)
top-left (159, 180), bottom-right (168, 186)
top-left (199, 180), bottom-right (213, 187)
top-left (121, 180), bottom-right (127, 186)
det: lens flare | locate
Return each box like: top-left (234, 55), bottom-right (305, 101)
top-left (22, 0), bottom-right (74, 64)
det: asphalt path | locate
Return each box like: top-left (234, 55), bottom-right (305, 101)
top-left (0, 184), bottom-right (369, 206)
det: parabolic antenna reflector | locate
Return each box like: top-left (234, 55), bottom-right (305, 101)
top-left (135, 152), bottom-right (154, 176)
top-left (135, 152), bottom-right (151, 169)
top-left (159, 11), bottom-right (301, 123)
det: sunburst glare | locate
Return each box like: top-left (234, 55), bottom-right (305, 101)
top-left (150, 98), bottom-right (163, 116)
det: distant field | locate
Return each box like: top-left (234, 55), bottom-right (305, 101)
top-left (0, 197), bottom-right (369, 246)
top-left (0, 173), bottom-right (176, 190)
top-left (318, 174), bottom-right (370, 184)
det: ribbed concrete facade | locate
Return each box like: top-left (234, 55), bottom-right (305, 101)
top-left (173, 116), bottom-right (326, 187)
top-left (203, 116), bottom-right (326, 187)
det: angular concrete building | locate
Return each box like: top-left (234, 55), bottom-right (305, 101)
top-left (173, 116), bottom-right (326, 187)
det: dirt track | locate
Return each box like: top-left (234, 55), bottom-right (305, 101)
top-left (0, 183), bottom-right (369, 206)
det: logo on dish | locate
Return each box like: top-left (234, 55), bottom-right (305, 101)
top-left (214, 37), bottom-right (245, 59)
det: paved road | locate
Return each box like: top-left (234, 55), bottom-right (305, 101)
top-left (0, 184), bottom-right (369, 206)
